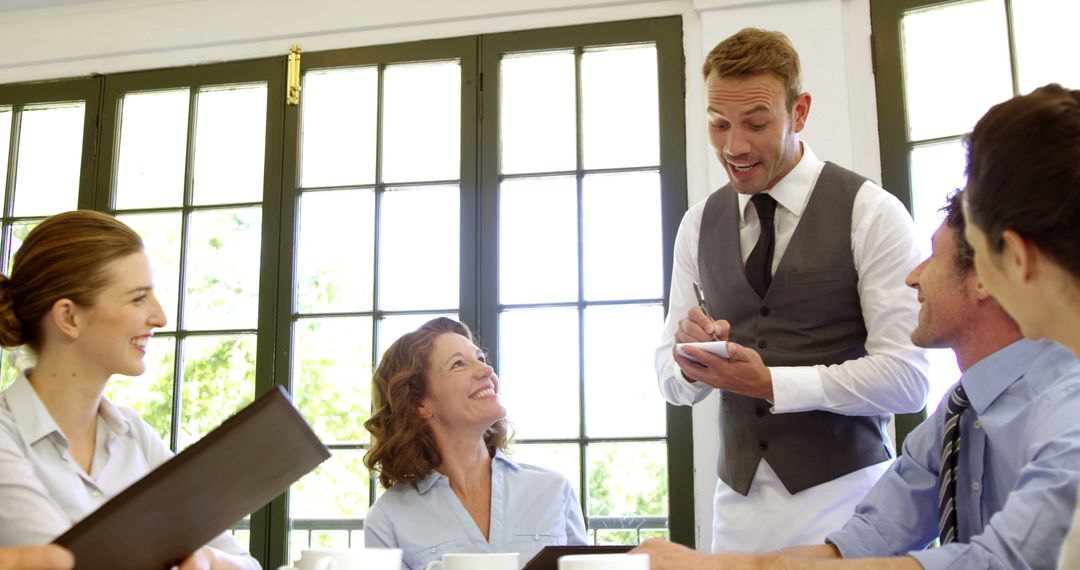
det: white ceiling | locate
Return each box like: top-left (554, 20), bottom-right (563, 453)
top-left (0, 0), bottom-right (111, 12)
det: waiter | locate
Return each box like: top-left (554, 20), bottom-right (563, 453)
top-left (655, 27), bottom-right (929, 551)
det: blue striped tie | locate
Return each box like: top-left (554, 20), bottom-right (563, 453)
top-left (938, 383), bottom-right (970, 544)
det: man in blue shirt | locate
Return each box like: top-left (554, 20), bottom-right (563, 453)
top-left (635, 191), bottom-right (1080, 569)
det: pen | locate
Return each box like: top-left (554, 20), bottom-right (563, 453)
top-left (692, 281), bottom-right (721, 341)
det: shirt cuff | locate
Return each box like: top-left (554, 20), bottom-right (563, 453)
top-left (769, 365), bottom-right (825, 413)
top-left (826, 515), bottom-right (894, 559)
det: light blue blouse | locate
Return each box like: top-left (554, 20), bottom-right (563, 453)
top-left (364, 450), bottom-right (588, 569)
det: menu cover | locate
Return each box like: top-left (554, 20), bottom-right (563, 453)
top-left (523, 545), bottom-right (635, 570)
top-left (54, 385), bottom-right (330, 570)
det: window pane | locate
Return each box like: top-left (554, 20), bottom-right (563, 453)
top-left (178, 334), bottom-right (256, 449)
top-left (296, 190), bottom-right (374, 313)
top-left (290, 449), bottom-right (369, 520)
top-left (118, 212), bottom-right (182, 334)
top-left (500, 51), bottom-right (576, 174)
top-left (499, 308), bottom-right (580, 439)
top-left (184, 207), bottom-right (262, 329)
top-left (584, 304), bottom-right (665, 438)
top-left (0, 108), bottom-right (11, 193)
top-left (13, 103), bottom-right (83, 216)
top-left (499, 176), bottom-right (577, 304)
top-left (909, 139), bottom-right (967, 257)
top-left (192, 84), bottom-right (267, 205)
top-left (581, 44), bottom-right (659, 169)
top-left (293, 317), bottom-right (373, 443)
top-left (1012, 0), bottom-right (1080, 93)
top-left (582, 171), bottom-right (663, 301)
top-left (114, 89), bottom-right (189, 209)
top-left (377, 185), bottom-right (458, 311)
top-left (376, 313), bottom-right (459, 365)
top-left (104, 336), bottom-right (176, 442)
top-left (510, 442), bottom-right (581, 500)
top-left (382, 61), bottom-right (460, 183)
top-left (5, 220), bottom-right (39, 273)
top-left (300, 67), bottom-right (378, 188)
top-left (587, 442), bottom-right (668, 542)
top-left (901, 0), bottom-right (1012, 141)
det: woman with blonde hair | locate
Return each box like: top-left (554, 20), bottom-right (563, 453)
top-left (0, 210), bottom-right (259, 570)
top-left (363, 317), bottom-right (587, 569)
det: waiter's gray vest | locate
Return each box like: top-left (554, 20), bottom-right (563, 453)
top-left (698, 161), bottom-right (892, 496)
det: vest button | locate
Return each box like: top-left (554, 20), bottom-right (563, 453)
top-left (759, 306), bottom-right (770, 317)
top-left (757, 339), bottom-right (768, 349)
top-left (755, 407), bottom-right (767, 417)
top-left (758, 441), bottom-right (769, 451)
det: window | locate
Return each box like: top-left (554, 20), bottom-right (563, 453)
top-left (0, 17), bottom-right (691, 568)
top-left (871, 0), bottom-right (1080, 410)
top-left (0, 77), bottom-right (99, 387)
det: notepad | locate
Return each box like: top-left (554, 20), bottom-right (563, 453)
top-left (54, 385), bottom-right (330, 570)
top-left (675, 340), bottom-right (731, 364)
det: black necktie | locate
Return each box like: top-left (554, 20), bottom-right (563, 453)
top-left (745, 193), bottom-right (777, 298)
top-left (938, 383), bottom-right (970, 544)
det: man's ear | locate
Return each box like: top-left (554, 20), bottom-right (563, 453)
top-left (48, 299), bottom-right (81, 340)
top-left (971, 274), bottom-right (993, 301)
top-left (791, 92), bottom-right (812, 133)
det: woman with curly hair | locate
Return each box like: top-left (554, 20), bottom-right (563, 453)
top-left (0, 210), bottom-right (258, 570)
top-left (363, 317), bottom-right (587, 569)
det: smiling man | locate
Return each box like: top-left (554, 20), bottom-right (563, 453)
top-left (655, 28), bottom-right (929, 551)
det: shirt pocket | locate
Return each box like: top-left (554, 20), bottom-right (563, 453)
top-left (404, 537), bottom-right (462, 570)
top-left (510, 523), bottom-right (567, 547)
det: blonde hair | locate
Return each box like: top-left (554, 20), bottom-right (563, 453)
top-left (703, 27), bottom-right (802, 110)
top-left (363, 317), bottom-right (511, 488)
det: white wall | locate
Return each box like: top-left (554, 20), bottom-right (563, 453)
top-left (0, 0), bottom-right (880, 549)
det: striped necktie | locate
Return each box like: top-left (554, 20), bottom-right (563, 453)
top-left (938, 383), bottom-right (970, 544)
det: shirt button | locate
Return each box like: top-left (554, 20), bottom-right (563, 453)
top-left (759, 306), bottom-right (771, 317)
top-left (758, 441), bottom-right (769, 452)
top-left (973, 420), bottom-right (982, 429)
top-left (430, 548), bottom-right (437, 553)
top-left (757, 339), bottom-right (768, 349)
top-left (972, 481), bottom-right (982, 492)
top-left (534, 534), bottom-right (540, 540)
top-left (89, 489), bottom-right (102, 498)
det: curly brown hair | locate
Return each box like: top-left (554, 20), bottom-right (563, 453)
top-left (702, 27), bottom-right (802, 111)
top-left (0, 210), bottom-right (144, 351)
top-left (363, 317), bottom-right (512, 488)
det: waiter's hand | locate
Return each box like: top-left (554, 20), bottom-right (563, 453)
top-left (0, 545), bottom-right (74, 570)
top-left (676, 307), bottom-right (730, 343)
top-left (674, 340), bottom-right (773, 401)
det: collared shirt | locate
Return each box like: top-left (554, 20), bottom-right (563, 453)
top-left (364, 450), bottom-right (588, 570)
top-left (828, 339), bottom-right (1080, 569)
top-left (0, 373), bottom-right (253, 562)
top-left (654, 144), bottom-right (929, 550)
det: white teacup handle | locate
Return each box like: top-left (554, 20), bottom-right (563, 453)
top-left (424, 561), bottom-right (444, 570)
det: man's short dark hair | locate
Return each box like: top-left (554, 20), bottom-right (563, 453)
top-left (942, 189), bottom-right (974, 278)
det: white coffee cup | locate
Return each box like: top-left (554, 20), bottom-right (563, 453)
top-left (277, 548), bottom-right (403, 570)
top-left (424, 552), bottom-right (519, 570)
top-left (557, 553), bottom-right (649, 570)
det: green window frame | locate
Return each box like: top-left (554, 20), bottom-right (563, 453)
top-left (0, 16), bottom-right (692, 568)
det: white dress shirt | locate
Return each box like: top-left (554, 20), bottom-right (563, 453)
top-left (655, 144), bottom-right (929, 551)
top-left (0, 372), bottom-right (255, 563)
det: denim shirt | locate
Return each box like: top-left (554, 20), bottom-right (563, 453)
top-left (364, 450), bottom-right (588, 569)
top-left (828, 339), bottom-right (1080, 569)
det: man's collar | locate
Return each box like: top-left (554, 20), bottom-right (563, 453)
top-left (736, 143), bottom-right (821, 222)
top-left (961, 338), bottom-right (1047, 414)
